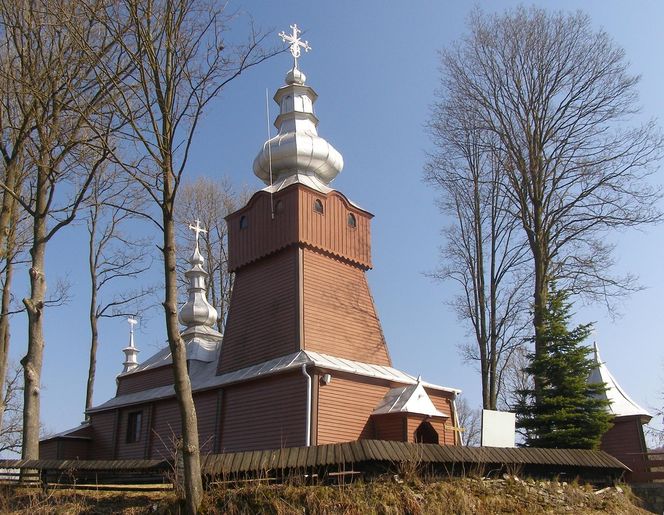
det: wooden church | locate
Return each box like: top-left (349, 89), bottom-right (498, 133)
top-left (40, 27), bottom-right (461, 460)
top-left (589, 343), bottom-right (652, 482)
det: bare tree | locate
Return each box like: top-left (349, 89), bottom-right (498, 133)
top-left (176, 177), bottom-right (241, 333)
top-left (0, 365), bottom-right (23, 456)
top-left (455, 396), bottom-right (481, 447)
top-left (87, 1), bottom-right (277, 510)
top-left (0, 185), bottom-right (29, 435)
top-left (435, 6), bottom-right (663, 392)
top-left (84, 167), bottom-right (154, 415)
top-left (426, 111), bottom-right (530, 410)
top-left (0, 0), bottom-right (127, 460)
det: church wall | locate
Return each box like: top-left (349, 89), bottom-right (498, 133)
top-left (317, 374), bottom-right (388, 444)
top-left (601, 416), bottom-right (647, 456)
top-left (297, 188), bottom-right (372, 269)
top-left (149, 400), bottom-right (180, 460)
top-left (89, 411), bottom-right (117, 459)
top-left (302, 248), bottom-right (391, 366)
top-left (218, 249), bottom-right (299, 374)
top-left (40, 438), bottom-right (91, 460)
top-left (373, 413), bottom-right (406, 441)
top-left (220, 372), bottom-right (307, 452)
top-left (227, 187), bottom-right (300, 272)
top-left (115, 406), bottom-right (152, 459)
top-left (116, 365), bottom-right (174, 396)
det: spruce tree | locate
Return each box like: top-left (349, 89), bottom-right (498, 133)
top-left (516, 287), bottom-right (612, 449)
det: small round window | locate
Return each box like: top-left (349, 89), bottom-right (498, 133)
top-left (239, 215), bottom-right (248, 229)
top-left (313, 199), bottom-right (324, 214)
top-left (347, 213), bottom-right (357, 228)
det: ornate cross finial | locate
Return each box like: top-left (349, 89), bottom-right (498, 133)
top-left (279, 23), bottom-right (311, 70)
top-left (188, 219), bottom-right (207, 250)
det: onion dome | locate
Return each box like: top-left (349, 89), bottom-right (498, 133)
top-left (253, 24), bottom-right (343, 187)
top-left (178, 221), bottom-right (218, 332)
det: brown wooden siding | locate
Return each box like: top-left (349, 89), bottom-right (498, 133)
top-left (228, 187), bottom-right (300, 272)
top-left (40, 439), bottom-right (91, 460)
top-left (149, 399), bottom-right (180, 460)
top-left (39, 440), bottom-right (58, 459)
top-left (317, 375), bottom-right (388, 444)
top-left (115, 407), bottom-right (150, 459)
top-left (116, 365), bottom-right (174, 396)
top-left (220, 373), bottom-right (307, 452)
top-left (218, 249), bottom-right (299, 373)
top-left (297, 188), bottom-right (372, 269)
top-left (302, 248), bottom-right (391, 366)
top-left (601, 416), bottom-right (647, 458)
top-left (227, 184), bottom-right (372, 272)
top-left (373, 413), bottom-right (406, 441)
top-left (427, 389), bottom-right (458, 445)
top-left (195, 392), bottom-right (218, 455)
top-left (89, 411), bottom-right (117, 459)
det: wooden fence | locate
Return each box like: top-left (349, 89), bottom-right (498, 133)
top-left (621, 451), bottom-right (664, 483)
top-left (0, 441), bottom-right (631, 490)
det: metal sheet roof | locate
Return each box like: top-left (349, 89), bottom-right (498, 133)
top-left (90, 349), bottom-right (459, 413)
top-left (372, 382), bottom-right (447, 417)
top-left (588, 343), bottom-right (651, 419)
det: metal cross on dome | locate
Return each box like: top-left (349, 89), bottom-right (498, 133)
top-left (188, 219), bottom-right (207, 250)
top-left (279, 23), bottom-right (311, 70)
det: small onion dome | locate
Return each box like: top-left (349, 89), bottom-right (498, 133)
top-left (178, 245), bottom-right (218, 329)
top-left (253, 67), bottom-right (343, 186)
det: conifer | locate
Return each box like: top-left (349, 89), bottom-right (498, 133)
top-left (516, 287), bottom-right (612, 449)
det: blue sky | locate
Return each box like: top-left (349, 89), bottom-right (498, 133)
top-left (9, 1), bottom-right (663, 437)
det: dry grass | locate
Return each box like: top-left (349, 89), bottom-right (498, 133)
top-left (0, 477), bottom-right (650, 514)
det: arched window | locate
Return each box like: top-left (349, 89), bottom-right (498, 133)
top-left (274, 200), bottom-right (284, 215)
top-left (347, 213), bottom-right (357, 228)
top-left (239, 215), bottom-right (248, 230)
top-left (415, 421), bottom-right (439, 444)
top-left (313, 199), bottom-right (324, 214)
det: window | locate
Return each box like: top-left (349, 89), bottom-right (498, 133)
top-left (313, 199), bottom-right (324, 214)
top-left (126, 411), bottom-right (143, 443)
top-left (347, 213), bottom-right (357, 228)
top-left (239, 215), bottom-right (248, 229)
top-left (274, 200), bottom-right (284, 214)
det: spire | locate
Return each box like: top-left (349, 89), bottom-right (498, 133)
top-left (588, 342), bottom-right (651, 419)
top-left (122, 317), bottom-right (139, 373)
top-left (253, 23), bottom-right (343, 188)
top-left (178, 220), bottom-right (219, 335)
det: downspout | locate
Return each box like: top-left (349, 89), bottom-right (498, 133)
top-left (301, 364), bottom-right (312, 446)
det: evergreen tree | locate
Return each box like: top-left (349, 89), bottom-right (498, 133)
top-left (516, 287), bottom-right (612, 449)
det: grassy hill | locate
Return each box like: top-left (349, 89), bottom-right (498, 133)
top-left (0, 476), bottom-right (649, 514)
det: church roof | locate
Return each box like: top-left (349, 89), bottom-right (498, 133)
top-left (588, 342), bottom-right (651, 419)
top-left (372, 380), bottom-right (448, 417)
top-left (91, 350), bottom-right (459, 413)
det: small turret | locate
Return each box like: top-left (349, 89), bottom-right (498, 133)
top-left (121, 317), bottom-right (139, 373)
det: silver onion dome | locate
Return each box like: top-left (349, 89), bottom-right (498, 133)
top-left (253, 50), bottom-right (343, 186)
top-left (178, 236), bottom-right (218, 330)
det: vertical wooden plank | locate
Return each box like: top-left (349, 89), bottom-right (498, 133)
top-left (213, 390), bottom-right (224, 454)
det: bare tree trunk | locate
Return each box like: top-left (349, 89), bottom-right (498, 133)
top-left (21, 180), bottom-right (47, 459)
top-left (0, 219), bottom-right (16, 433)
top-left (0, 160), bottom-right (20, 259)
top-left (85, 208), bottom-right (99, 415)
top-left (163, 206), bottom-right (202, 513)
